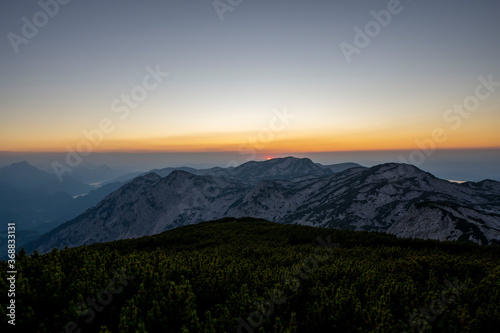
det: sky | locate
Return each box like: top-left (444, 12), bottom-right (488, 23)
top-left (0, 0), bottom-right (499, 179)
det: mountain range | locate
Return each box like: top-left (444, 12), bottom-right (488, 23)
top-left (27, 157), bottom-right (500, 253)
top-left (0, 162), bottom-right (126, 231)
top-left (103, 160), bottom-right (361, 185)
top-left (0, 161), bottom-right (94, 196)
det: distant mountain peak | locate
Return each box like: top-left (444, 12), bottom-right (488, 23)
top-left (166, 169), bottom-right (196, 178)
top-left (0, 160), bottom-right (94, 197)
top-left (318, 161), bottom-right (364, 173)
top-left (0, 161), bottom-right (50, 183)
top-left (127, 172), bottom-right (162, 186)
top-left (5, 160), bottom-right (39, 171)
top-left (11, 160), bottom-right (31, 166)
top-left (267, 156), bottom-right (313, 163)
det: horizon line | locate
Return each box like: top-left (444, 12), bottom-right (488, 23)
top-left (1, 147), bottom-right (499, 154)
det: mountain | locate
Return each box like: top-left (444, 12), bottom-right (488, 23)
top-left (319, 162), bottom-right (363, 173)
top-left (0, 161), bottom-right (93, 196)
top-left (204, 156), bottom-right (333, 184)
top-left (150, 166), bottom-right (206, 178)
top-left (102, 157), bottom-right (353, 186)
top-left (2, 157), bottom-right (351, 234)
top-left (29, 157), bottom-right (500, 253)
top-left (0, 180), bottom-right (124, 259)
top-left (103, 170), bottom-right (145, 185)
top-left (0, 161), bottom-right (125, 233)
top-left (0, 161), bottom-right (124, 231)
top-left (102, 166), bottom-right (209, 185)
top-left (29, 172), bottom-right (249, 252)
top-left (69, 164), bottom-right (128, 184)
top-left (0, 161), bottom-right (52, 190)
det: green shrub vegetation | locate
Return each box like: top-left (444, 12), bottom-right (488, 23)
top-left (2, 217), bottom-right (500, 332)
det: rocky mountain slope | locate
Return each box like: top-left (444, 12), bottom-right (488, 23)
top-left (30, 158), bottom-right (500, 253)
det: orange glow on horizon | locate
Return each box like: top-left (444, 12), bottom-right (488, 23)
top-left (1, 125), bottom-right (499, 153)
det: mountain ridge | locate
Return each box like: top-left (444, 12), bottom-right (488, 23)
top-left (27, 157), bottom-right (500, 253)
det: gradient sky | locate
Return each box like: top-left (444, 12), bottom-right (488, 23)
top-left (1, 0), bottom-right (499, 155)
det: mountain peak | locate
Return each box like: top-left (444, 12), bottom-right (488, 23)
top-left (165, 169), bottom-right (197, 180)
top-left (228, 156), bottom-right (332, 183)
top-left (371, 162), bottom-right (424, 175)
top-left (122, 172), bottom-right (162, 190)
top-left (12, 160), bottom-right (31, 166)
top-left (6, 160), bottom-right (37, 170)
top-left (134, 172), bottom-right (162, 183)
top-left (0, 160), bottom-right (49, 180)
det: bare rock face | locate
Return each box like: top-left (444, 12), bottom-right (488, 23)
top-left (32, 158), bottom-right (500, 253)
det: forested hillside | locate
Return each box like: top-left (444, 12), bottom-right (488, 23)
top-left (2, 218), bottom-right (500, 332)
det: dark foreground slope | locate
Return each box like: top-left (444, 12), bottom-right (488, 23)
top-left (2, 218), bottom-right (500, 332)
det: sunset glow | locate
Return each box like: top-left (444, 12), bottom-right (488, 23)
top-left (0, 1), bottom-right (499, 160)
